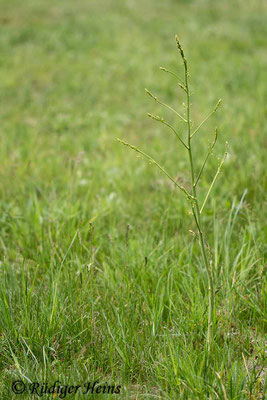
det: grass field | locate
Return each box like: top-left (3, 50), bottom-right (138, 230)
top-left (0, 0), bottom-right (266, 398)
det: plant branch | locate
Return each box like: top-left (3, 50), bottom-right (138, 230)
top-left (191, 99), bottom-right (221, 138)
top-left (159, 67), bottom-right (186, 91)
top-left (117, 139), bottom-right (195, 200)
top-left (145, 88), bottom-right (187, 122)
top-left (147, 113), bottom-right (189, 149)
top-left (194, 128), bottom-right (218, 187)
top-left (200, 143), bottom-right (228, 214)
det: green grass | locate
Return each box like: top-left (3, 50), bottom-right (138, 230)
top-left (0, 0), bottom-right (266, 398)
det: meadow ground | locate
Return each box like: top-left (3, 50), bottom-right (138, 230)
top-left (0, 0), bottom-right (266, 398)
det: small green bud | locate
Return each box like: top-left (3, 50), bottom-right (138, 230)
top-left (145, 88), bottom-right (157, 101)
top-left (214, 99), bottom-right (222, 111)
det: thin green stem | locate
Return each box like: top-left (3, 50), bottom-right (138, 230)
top-left (117, 139), bottom-right (195, 200)
top-left (145, 89), bottom-right (187, 122)
top-left (200, 145), bottom-right (228, 214)
top-left (194, 128), bottom-right (218, 187)
top-left (159, 67), bottom-right (186, 91)
top-left (176, 35), bottom-right (214, 355)
top-left (147, 113), bottom-right (189, 149)
top-left (191, 99), bottom-right (221, 139)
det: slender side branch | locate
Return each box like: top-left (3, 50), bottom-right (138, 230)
top-left (117, 139), bottom-right (195, 200)
top-left (194, 128), bottom-right (218, 187)
top-left (159, 67), bottom-right (186, 91)
top-left (191, 99), bottom-right (221, 139)
top-left (145, 88), bottom-right (187, 122)
top-left (200, 143), bottom-right (228, 214)
top-left (147, 113), bottom-right (189, 149)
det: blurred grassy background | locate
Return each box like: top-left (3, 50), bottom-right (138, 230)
top-left (0, 0), bottom-right (266, 398)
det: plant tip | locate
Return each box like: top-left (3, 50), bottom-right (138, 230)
top-left (145, 88), bottom-right (157, 100)
top-left (215, 99), bottom-right (222, 111)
